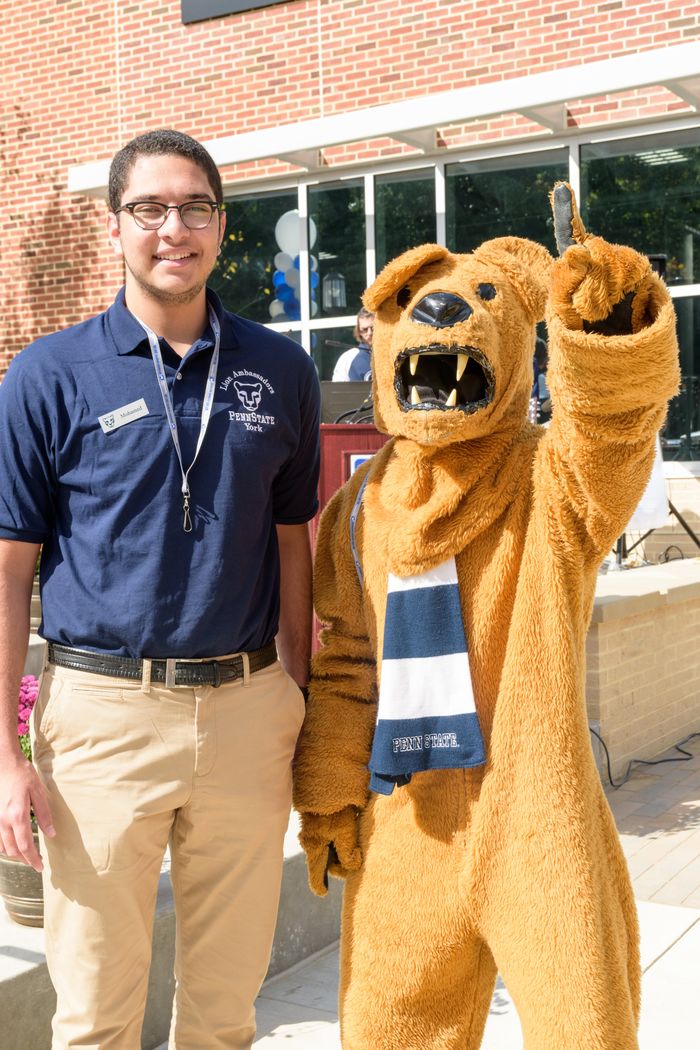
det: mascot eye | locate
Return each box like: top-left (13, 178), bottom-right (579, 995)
top-left (396, 286), bottom-right (412, 308)
top-left (477, 283), bottom-right (497, 301)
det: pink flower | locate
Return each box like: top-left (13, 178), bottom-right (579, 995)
top-left (17, 675), bottom-right (39, 738)
top-left (19, 675), bottom-right (39, 700)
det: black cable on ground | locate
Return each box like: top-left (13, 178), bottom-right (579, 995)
top-left (589, 727), bottom-right (700, 790)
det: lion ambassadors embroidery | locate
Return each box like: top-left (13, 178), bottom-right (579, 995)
top-left (220, 369), bottom-right (277, 432)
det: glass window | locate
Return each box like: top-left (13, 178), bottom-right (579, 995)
top-left (310, 325), bottom-right (357, 382)
top-left (580, 131), bottom-right (700, 285)
top-left (210, 189), bottom-right (298, 323)
top-left (663, 296), bottom-right (699, 461)
top-left (308, 180), bottom-right (366, 321)
top-left (446, 149), bottom-right (568, 254)
top-left (375, 169), bottom-right (436, 271)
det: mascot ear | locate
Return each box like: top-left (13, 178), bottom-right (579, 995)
top-left (472, 237), bottom-right (553, 323)
top-left (364, 243), bottom-right (450, 312)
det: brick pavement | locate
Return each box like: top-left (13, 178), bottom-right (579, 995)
top-left (605, 733), bottom-right (700, 908)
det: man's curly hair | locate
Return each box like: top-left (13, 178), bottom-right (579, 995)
top-left (108, 129), bottom-right (223, 212)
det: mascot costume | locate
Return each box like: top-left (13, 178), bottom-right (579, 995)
top-left (293, 185), bottom-right (680, 1049)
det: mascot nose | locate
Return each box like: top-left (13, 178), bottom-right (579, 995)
top-left (411, 292), bottom-right (473, 328)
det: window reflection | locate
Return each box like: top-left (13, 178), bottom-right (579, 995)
top-left (375, 169), bottom-right (436, 271)
top-left (311, 326), bottom-right (356, 381)
top-left (446, 150), bottom-right (567, 254)
top-left (664, 297), bottom-right (699, 461)
top-left (309, 181), bottom-right (365, 320)
top-left (210, 190), bottom-right (298, 322)
top-left (581, 131), bottom-right (700, 286)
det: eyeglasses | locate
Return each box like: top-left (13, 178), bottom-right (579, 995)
top-left (116, 199), bottom-right (222, 230)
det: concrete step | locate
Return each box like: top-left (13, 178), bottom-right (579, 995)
top-left (0, 813), bottom-right (342, 1050)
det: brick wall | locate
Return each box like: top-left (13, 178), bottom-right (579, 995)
top-left (586, 562), bottom-right (700, 780)
top-left (1, 0), bottom-right (699, 366)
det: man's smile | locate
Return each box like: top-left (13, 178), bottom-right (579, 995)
top-left (154, 251), bottom-right (196, 262)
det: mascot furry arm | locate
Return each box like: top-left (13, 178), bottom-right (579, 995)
top-left (294, 183), bottom-right (680, 896)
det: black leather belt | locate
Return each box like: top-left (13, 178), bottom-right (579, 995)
top-left (47, 641), bottom-right (278, 688)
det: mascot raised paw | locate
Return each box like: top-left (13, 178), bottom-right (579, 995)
top-left (293, 184), bottom-right (680, 1050)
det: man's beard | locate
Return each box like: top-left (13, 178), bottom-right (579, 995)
top-left (127, 262), bottom-right (209, 306)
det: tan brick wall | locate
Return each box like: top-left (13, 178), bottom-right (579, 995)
top-left (586, 565), bottom-right (700, 780)
top-left (1, 0), bottom-right (699, 368)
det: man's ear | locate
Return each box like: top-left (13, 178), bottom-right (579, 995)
top-left (364, 244), bottom-right (449, 312)
top-left (217, 206), bottom-right (227, 252)
top-left (106, 211), bottom-right (124, 259)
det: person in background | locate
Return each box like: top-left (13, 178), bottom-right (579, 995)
top-left (0, 128), bottom-right (320, 1050)
top-left (332, 307), bottom-right (374, 381)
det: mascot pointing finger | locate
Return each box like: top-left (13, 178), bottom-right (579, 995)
top-left (294, 184), bottom-right (680, 1049)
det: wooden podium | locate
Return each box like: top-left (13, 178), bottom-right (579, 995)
top-left (310, 423), bottom-right (389, 650)
top-left (310, 423), bottom-right (389, 545)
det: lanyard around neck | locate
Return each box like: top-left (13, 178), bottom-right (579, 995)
top-left (134, 306), bottom-right (221, 533)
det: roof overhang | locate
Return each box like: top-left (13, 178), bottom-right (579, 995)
top-left (68, 41), bottom-right (700, 198)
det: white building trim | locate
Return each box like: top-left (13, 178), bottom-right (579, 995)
top-left (68, 42), bottom-right (700, 197)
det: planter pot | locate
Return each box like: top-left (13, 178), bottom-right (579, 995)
top-left (0, 832), bottom-right (44, 926)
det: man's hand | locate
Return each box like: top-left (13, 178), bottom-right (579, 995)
top-left (0, 537), bottom-right (53, 872)
top-left (0, 751), bottom-right (54, 871)
top-left (549, 181), bottom-right (657, 336)
top-left (299, 806), bottom-right (362, 897)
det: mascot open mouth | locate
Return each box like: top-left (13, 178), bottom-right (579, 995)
top-left (395, 345), bottom-right (494, 412)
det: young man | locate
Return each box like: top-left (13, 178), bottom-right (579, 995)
top-left (0, 129), bottom-right (320, 1049)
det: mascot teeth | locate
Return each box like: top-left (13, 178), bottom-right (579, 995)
top-left (396, 346), bottom-right (494, 413)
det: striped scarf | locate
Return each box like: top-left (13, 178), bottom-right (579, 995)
top-left (368, 558), bottom-right (486, 795)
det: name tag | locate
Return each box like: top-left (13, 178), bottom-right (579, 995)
top-left (98, 398), bottom-right (149, 434)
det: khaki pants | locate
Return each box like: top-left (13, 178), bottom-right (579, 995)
top-left (30, 659), bottom-right (305, 1050)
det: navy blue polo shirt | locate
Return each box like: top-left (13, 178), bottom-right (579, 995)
top-left (0, 288), bottom-right (320, 658)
